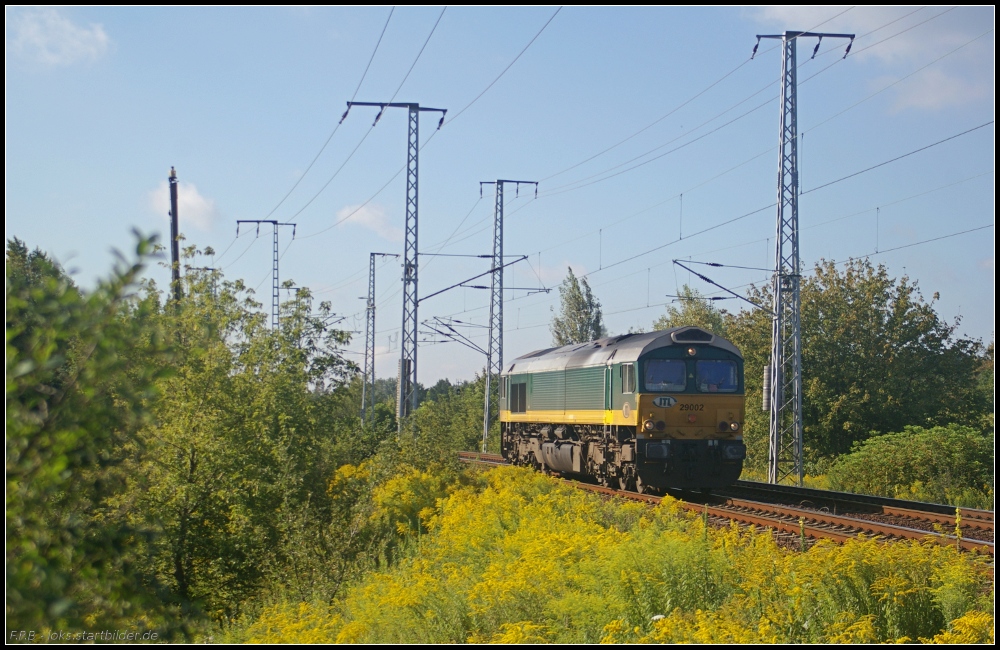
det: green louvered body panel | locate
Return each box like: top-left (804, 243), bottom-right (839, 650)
top-left (564, 366), bottom-right (605, 410)
top-left (529, 371), bottom-right (565, 412)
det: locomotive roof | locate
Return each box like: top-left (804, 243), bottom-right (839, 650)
top-left (502, 326), bottom-right (742, 376)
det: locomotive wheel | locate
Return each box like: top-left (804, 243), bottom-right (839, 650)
top-left (634, 475), bottom-right (646, 494)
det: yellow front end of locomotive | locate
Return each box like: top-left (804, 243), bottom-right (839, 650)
top-left (635, 393), bottom-right (744, 440)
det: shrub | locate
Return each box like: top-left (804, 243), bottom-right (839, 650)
top-left (826, 425), bottom-right (994, 508)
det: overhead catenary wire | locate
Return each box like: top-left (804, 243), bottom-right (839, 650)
top-left (504, 30), bottom-right (994, 282)
top-left (298, 7), bottom-right (560, 241)
top-left (499, 8), bottom-right (976, 267)
top-left (443, 6), bottom-right (563, 126)
top-left (264, 7), bottom-right (394, 220)
top-left (225, 8), bottom-right (990, 367)
top-left (538, 5), bottom-right (857, 184)
top-left (488, 223), bottom-right (995, 336)
top-left (282, 8), bottom-right (445, 225)
top-left (352, 123), bottom-right (992, 354)
top-left (429, 162), bottom-right (994, 329)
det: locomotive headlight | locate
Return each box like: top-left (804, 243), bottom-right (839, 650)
top-left (655, 420), bottom-right (666, 431)
top-left (686, 347), bottom-right (697, 356)
top-left (643, 420), bottom-right (655, 432)
top-left (718, 421), bottom-right (728, 431)
top-left (730, 422), bottom-right (740, 432)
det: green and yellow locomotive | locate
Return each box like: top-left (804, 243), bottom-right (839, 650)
top-left (500, 326), bottom-right (746, 492)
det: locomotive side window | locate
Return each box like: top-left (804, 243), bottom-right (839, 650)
top-left (644, 359), bottom-right (686, 392)
top-left (695, 360), bottom-right (738, 393)
top-left (510, 382), bottom-right (527, 413)
top-left (620, 363), bottom-right (635, 394)
top-left (500, 377), bottom-right (507, 399)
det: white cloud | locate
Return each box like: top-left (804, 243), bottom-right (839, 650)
top-left (747, 6), bottom-right (994, 112)
top-left (147, 179), bottom-right (220, 232)
top-left (337, 203), bottom-right (402, 242)
top-left (978, 257), bottom-right (994, 272)
top-left (6, 8), bottom-right (110, 66)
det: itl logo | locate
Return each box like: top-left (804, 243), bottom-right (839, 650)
top-left (653, 396), bottom-right (677, 408)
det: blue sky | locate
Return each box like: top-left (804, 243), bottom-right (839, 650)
top-left (6, 6), bottom-right (995, 384)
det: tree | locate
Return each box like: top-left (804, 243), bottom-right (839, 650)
top-left (799, 259), bottom-right (986, 457)
top-left (551, 267), bottom-right (606, 346)
top-left (7, 233), bottom-right (185, 634)
top-left (727, 258), bottom-right (990, 468)
top-left (652, 284), bottom-right (729, 336)
top-left (114, 265), bottom-right (364, 619)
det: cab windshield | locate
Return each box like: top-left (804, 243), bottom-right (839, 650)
top-left (695, 360), bottom-right (738, 393)
top-left (644, 359), bottom-right (686, 392)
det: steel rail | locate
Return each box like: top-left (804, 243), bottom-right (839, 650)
top-left (731, 479), bottom-right (994, 525)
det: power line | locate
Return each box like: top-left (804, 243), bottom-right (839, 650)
top-left (297, 8), bottom-right (560, 242)
top-left (518, 19), bottom-right (984, 260)
top-left (803, 121), bottom-right (994, 195)
top-left (387, 7), bottom-right (447, 102)
top-left (804, 26), bottom-right (993, 135)
top-left (221, 233), bottom-right (261, 271)
top-left (282, 9), bottom-right (446, 225)
top-left (558, 120), bottom-right (994, 283)
top-left (264, 7), bottom-right (394, 219)
top-left (444, 6), bottom-right (563, 126)
top-left (520, 10), bottom-right (979, 217)
top-left (211, 232), bottom-right (244, 265)
top-left (538, 6), bottom-right (857, 184)
top-left (491, 222), bottom-right (994, 336)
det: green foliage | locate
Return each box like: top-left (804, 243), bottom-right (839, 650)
top-left (653, 284), bottom-right (730, 336)
top-left (407, 374), bottom-right (496, 464)
top-left (111, 265), bottom-right (370, 621)
top-left (6, 233), bottom-right (184, 634)
top-left (550, 267), bottom-right (606, 345)
top-left (7, 233), bottom-right (391, 634)
top-left (827, 425), bottom-right (994, 508)
top-left (726, 259), bottom-right (990, 468)
top-left (800, 260), bottom-right (987, 457)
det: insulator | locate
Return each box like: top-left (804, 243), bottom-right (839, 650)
top-left (762, 365), bottom-right (772, 412)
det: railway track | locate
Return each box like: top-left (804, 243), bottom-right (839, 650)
top-left (719, 480), bottom-right (993, 542)
top-left (457, 452), bottom-right (994, 555)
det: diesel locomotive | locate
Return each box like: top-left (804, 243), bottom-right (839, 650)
top-left (499, 326), bottom-right (746, 493)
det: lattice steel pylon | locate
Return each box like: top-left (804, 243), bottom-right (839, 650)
top-left (480, 180), bottom-right (537, 452)
top-left (236, 220), bottom-right (296, 329)
top-left (343, 102), bottom-right (447, 432)
top-left (362, 252), bottom-right (398, 425)
top-left (755, 31), bottom-right (853, 486)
